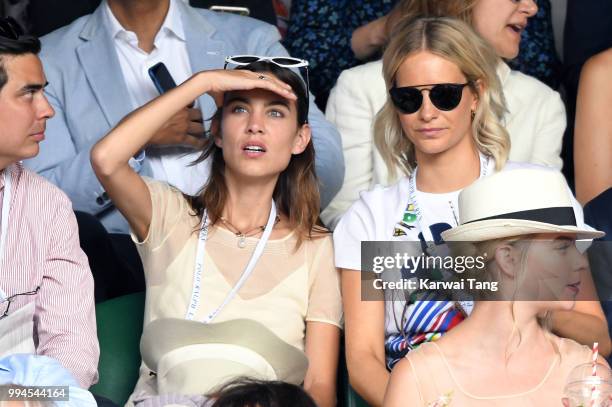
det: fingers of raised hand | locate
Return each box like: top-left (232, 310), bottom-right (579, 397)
top-left (249, 72), bottom-right (296, 100)
top-left (204, 70), bottom-right (297, 108)
top-left (216, 70), bottom-right (296, 100)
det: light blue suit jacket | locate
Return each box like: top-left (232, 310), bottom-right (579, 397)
top-left (27, 1), bottom-right (343, 233)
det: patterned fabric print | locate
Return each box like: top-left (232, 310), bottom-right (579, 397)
top-left (385, 292), bottom-right (465, 370)
top-left (393, 203), bottom-right (417, 237)
top-left (385, 197), bottom-right (465, 369)
top-left (508, 0), bottom-right (561, 89)
top-left (0, 163), bottom-right (97, 387)
top-left (283, 0), bottom-right (395, 106)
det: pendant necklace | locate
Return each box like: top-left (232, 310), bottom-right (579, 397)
top-left (219, 215), bottom-right (281, 248)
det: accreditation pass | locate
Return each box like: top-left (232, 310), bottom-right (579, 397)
top-left (0, 386), bottom-right (69, 401)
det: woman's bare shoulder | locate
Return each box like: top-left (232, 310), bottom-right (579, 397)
top-left (582, 49), bottom-right (612, 82)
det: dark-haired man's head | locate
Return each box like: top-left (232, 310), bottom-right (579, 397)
top-left (0, 17), bottom-right (41, 91)
top-left (0, 18), bottom-right (53, 169)
top-left (209, 378), bottom-right (317, 407)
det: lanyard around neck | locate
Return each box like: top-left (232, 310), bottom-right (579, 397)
top-left (0, 166), bottom-right (12, 272)
top-left (407, 153), bottom-right (489, 254)
top-left (185, 200), bottom-right (277, 323)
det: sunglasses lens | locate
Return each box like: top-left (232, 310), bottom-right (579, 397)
top-left (390, 87), bottom-right (422, 114)
top-left (232, 56), bottom-right (260, 64)
top-left (430, 84), bottom-right (464, 111)
top-left (271, 57), bottom-right (300, 66)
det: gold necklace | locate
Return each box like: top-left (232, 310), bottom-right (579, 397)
top-left (219, 215), bottom-right (281, 248)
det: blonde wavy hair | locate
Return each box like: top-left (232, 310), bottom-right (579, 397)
top-left (374, 17), bottom-right (510, 181)
top-left (451, 237), bottom-right (559, 362)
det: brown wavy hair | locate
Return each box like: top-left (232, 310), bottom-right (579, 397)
top-left (185, 61), bottom-right (323, 248)
top-left (384, 0), bottom-right (476, 40)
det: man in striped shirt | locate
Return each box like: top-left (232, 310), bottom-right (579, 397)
top-left (0, 18), bottom-right (98, 388)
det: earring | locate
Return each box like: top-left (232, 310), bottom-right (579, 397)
top-left (471, 110), bottom-right (476, 120)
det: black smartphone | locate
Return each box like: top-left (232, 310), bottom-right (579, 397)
top-left (148, 62), bottom-right (177, 94)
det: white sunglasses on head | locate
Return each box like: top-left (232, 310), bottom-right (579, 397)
top-left (224, 55), bottom-right (309, 69)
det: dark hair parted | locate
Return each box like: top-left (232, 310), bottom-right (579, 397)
top-left (209, 378), bottom-right (317, 407)
top-left (186, 61), bottom-right (323, 248)
top-left (0, 17), bottom-right (41, 92)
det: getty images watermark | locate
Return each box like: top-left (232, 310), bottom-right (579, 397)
top-left (358, 240), bottom-right (611, 302)
top-left (370, 250), bottom-right (498, 292)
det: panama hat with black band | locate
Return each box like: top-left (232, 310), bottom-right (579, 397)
top-left (441, 168), bottom-right (605, 242)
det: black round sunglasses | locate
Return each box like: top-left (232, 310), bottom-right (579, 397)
top-left (389, 82), bottom-right (472, 114)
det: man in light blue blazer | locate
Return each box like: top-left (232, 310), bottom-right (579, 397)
top-left (25, 0), bottom-right (344, 235)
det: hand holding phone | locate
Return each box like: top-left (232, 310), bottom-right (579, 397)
top-left (147, 63), bottom-right (204, 146)
top-left (148, 62), bottom-right (178, 94)
top-left (148, 107), bottom-right (205, 148)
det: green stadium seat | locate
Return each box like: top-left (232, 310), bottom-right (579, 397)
top-left (89, 292), bottom-right (145, 405)
top-left (337, 340), bottom-right (371, 407)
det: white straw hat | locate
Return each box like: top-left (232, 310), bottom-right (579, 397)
top-left (140, 318), bottom-right (309, 395)
top-left (441, 169), bottom-right (605, 242)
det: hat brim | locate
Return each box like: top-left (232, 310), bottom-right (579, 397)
top-left (156, 343), bottom-right (278, 395)
top-left (441, 219), bottom-right (605, 242)
top-left (141, 318), bottom-right (308, 385)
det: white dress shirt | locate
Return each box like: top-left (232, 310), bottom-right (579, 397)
top-left (104, 0), bottom-right (210, 195)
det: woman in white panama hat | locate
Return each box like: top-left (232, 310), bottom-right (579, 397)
top-left (332, 16), bottom-right (610, 406)
top-left (384, 168), bottom-right (608, 406)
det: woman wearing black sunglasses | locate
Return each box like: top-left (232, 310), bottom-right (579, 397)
top-left (322, 0), bottom-right (563, 230)
top-left (90, 61), bottom-right (341, 407)
top-left (333, 17), bottom-right (608, 407)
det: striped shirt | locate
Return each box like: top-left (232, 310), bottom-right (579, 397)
top-left (0, 162), bottom-right (98, 388)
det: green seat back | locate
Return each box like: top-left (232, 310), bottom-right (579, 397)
top-left (345, 387), bottom-right (370, 407)
top-left (337, 340), bottom-right (370, 407)
top-left (90, 292), bottom-right (145, 405)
